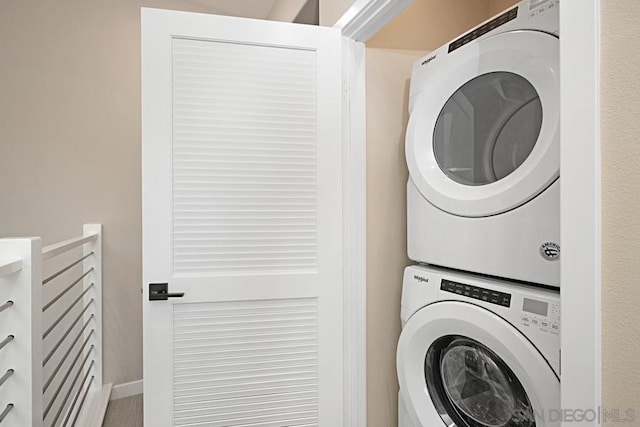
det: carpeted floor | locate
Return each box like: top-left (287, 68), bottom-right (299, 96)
top-left (103, 394), bottom-right (143, 427)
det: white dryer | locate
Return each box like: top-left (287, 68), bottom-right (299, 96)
top-left (397, 265), bottom-right (560, 427)
top-left (406, 0), bottom-right (560, 287)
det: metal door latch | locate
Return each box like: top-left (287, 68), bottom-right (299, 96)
top-left (149, 283), bottom-right (184, 301)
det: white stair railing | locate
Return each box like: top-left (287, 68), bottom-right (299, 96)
top-left (0, 224), bottom-right (108, 427)
top-left (0, 237), bottom-right (43, 427)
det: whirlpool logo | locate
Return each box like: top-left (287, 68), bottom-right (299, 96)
top-left (413, 275), bottom-right (429, 284)
top-left (540, 242), bottom-right (560, 261)
top-left (421, 55), bottom-right (436, 66)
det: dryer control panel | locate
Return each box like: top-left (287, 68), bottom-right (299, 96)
top-left (448, 7), bottom-right (518, 53)
top-left (529, 0), bottom-right (559, 18)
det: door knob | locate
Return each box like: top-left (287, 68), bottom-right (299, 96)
top-left (149, 283), bottom-right (185, 301)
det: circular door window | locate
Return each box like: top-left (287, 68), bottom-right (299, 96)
top-left (405, 31), bottom-right (559, 217)
top-left (425, 336), bottom-right (536, 426)
top-left (433, 72), bottom-right (543, 186)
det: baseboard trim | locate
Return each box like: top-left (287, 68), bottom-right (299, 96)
top-left (110, 379), bottom-right (143, 400)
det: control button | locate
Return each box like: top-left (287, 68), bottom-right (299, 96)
top-left (551, 324), bottom-right (559, 330)
top-left (531, 319), bottom-right (539, 325)
top-left (541, 321), bottom-right (549, 328)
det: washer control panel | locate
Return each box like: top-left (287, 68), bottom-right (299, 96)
top-left (521, 297), bottom-right (560, 335)
top-left (441, 279), bottom-right (511, 307)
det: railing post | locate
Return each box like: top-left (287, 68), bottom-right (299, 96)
top-left (82, 225), bottom-right (102, 391)
top-left (0, 238), bottom-right (44, 427)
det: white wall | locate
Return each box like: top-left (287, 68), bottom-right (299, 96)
top-left (319, 0), bottom-right (356, 26)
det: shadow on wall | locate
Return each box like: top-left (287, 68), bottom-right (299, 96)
top-left (365, 48), bottom-right (426, 427)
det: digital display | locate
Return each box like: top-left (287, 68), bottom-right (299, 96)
top-left (523, 298), bottom-right (548, 316)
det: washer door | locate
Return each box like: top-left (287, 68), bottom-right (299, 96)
top-left (397, 301), bottom-right (560, 426)
top-left (405, 31), bottom-right (559, 217)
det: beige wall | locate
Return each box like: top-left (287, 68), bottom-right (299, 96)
top-left (601, 0), bottom-right (640, 413)
top-left (0, 0), bottom-right (277, 387)
top-left (368, 0), bottom-right (491, 50)
top-left (268, 0), bottom-right (306, 22)
top-left (364, 2), bottom-right (494, 425)
top-left (366, 48), bottom-right (425, 427)
top-left (319, 0), bottom-right (355, 26)
top-left (488, 0), bottom-right (519, 16)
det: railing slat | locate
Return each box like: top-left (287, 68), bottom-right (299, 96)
top-left (0, 404), bottom-right (14, 423)
top-left (42, 253), bottom-right (93, 285)
top-left (43, 315), bottom-right (93, 367)
top-left (44, 334), bottom-right (93, 393)
top-left (50, 359), bottom-right (94, 427)
top-left (42, 272), bottom-right (93, 312)
top-left (42, 234), bottom-right (97, 261)
top-left (0, 369), bottom-right (14, 388)
top-left (0, 301), bottom-right (13, 314)
top-left (61, 372), bottom-right (87, 427)
top-left (0, 258), bottom-right (23, 278)
top-left (43, 297), bottom-right (94, 340)
top-left (0, 335), bottom-right (14, 352)
top-left (43, 343), bottom-right (94, 420)
top-left (69, 374), bottom-right (95, 427)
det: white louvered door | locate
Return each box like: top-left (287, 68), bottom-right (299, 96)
top-left (142, 9), bottom-right (344, 427)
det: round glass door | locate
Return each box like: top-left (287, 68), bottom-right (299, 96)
top-left (433, 72), bottom-right (543, 186)
top-left (404, 30), bottom-right (559, 217)
top-left (425, 336), bottom-right (536, 426)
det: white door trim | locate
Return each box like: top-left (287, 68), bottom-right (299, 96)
top-left (341, 36), bottom-right (367, 427)
top-left (334, 0), bottom-right (412, 42)
top-left (334, 2), bottom-right (421, 426)
top-left (559, 0), bottom-right (602, 422)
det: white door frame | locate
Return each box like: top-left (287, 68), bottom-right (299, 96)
top-left (335, 2), bottom-right (412, 426)
top-left (559, 0), bottom-right (601, 423)
top-left (335, 0), bottom-right (602, 425)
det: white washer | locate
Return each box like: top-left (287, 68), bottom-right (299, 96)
top-left (406, 0), bottom-right (560, 287)
top-left (397, 265), bottom-right (560, 427)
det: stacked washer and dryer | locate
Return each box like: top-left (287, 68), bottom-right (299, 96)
top-left (398, 1), bottom-right (561, 426)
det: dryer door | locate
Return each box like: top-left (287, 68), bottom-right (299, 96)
top-left (406, 31), bottom-right (559, 217)
top-left (397, 301), bottom-right (559, 426)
